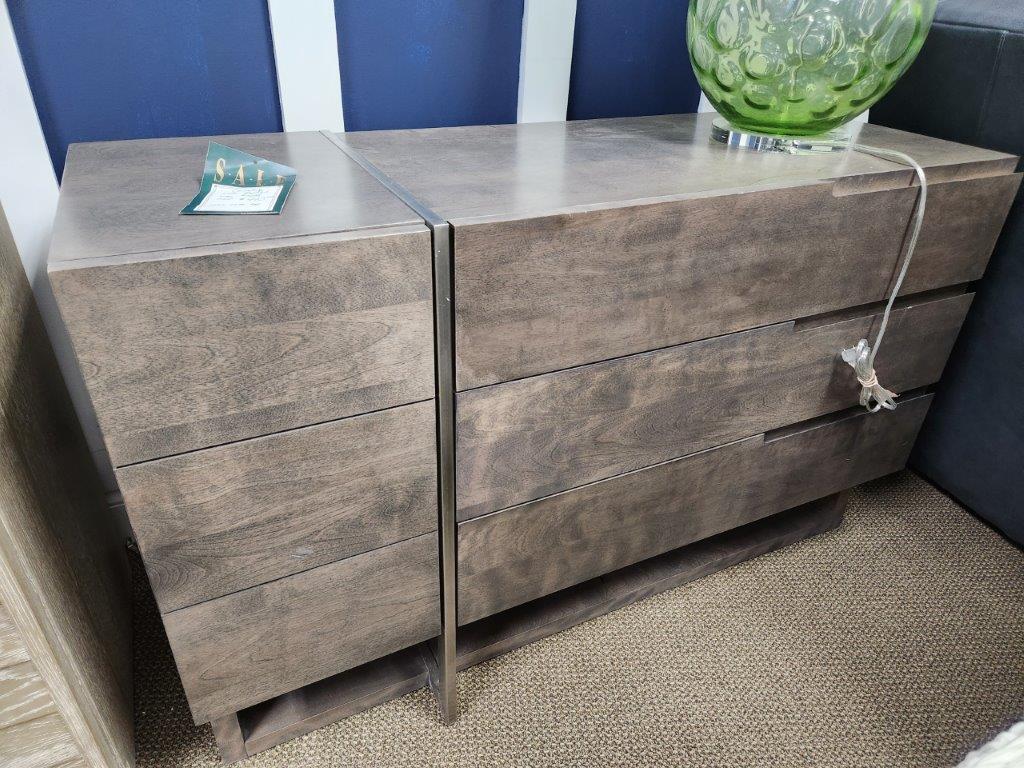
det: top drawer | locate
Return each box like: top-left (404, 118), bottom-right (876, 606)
top-left (51, 227), bottom-right (434, 466)
top-left (453, 172), bottom-right (1020, 390)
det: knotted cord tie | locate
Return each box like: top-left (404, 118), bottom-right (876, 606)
top-left (841, 339), bottom-right (898, 413)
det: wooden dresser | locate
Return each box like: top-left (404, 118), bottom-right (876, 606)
top-left (345, 113), bottom-right (1020, 663)
top-left (47, 132), bottom-right (446, 761)
top-left (49, 115), bottom-right (1020, 761)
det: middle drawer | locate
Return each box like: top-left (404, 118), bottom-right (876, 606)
top-left (457, 291), bottom-right (971, 519)
top-left (119, 399), bottom-right (437, 613)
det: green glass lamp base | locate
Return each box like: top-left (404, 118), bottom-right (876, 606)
top-left (710, 117), bottom-right (851, 154)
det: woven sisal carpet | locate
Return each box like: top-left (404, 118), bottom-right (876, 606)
top-left (134, 472), bottom-right (1024, 768)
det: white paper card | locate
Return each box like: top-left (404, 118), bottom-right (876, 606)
top-left (192, 183), bottom-right (285, 213)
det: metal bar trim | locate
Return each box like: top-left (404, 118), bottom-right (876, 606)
top-left (320, 131), bottom-right (459, 723)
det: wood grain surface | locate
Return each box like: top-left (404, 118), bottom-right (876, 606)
top-left (344, 113), bottom-right (1017, 223)
top-left (900, 173), bottom-right (1022, 294)
top-left (119, 400), bottom-right (437, 612)
top-left (164, 532), bottom-right (440, 723)
top-left (457, 292), bottom-right (970, 518)
top-left (457, 493), bottom-right (847, 666)
top-left (452, 182), bottom-right (905, 388)
top-left (343, 113), bottom-right (1018, 389)
top-left (0, 205), bottom-right (132, 767)
top-left (0, 712), bottom-right (80, 768)
top-left (0, 662), bottom-right (57, 730)
top-left (49, 131), bottom-right (421, 265)
top-left (457, 394), bottom-right (931, 624)
top-left (51, 226), bottom-right (434, 466)
top-left (0, 604), bottom-right (30, 669)
top-left (451, 174), bottom-right (1014, 389)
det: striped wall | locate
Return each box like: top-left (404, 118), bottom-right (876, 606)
top-left (2, 0), bottom-right (704, 487)
top-left (8, 0), bottom-right (282, 179)
top-left (7, 0), bottom-right (704, 181)
top-left (569, 0), bottom-right (699, 120)
top-left (337, 0), bottom-right (525, 131)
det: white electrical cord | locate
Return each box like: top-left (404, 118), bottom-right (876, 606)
top-left (794, 139), bottom-right (929, 413)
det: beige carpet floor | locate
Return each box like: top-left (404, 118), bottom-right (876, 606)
top-left (134, 472), bottom-right (1024, 768)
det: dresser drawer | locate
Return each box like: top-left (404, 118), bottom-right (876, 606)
top-left (458, 393), bottom-right (931, 625)
top-left (165, 532), bottom-right (440, 723)
top-left (118, 400), bottom-right (437, 612)
top-left (453, 173), bottom-right (1018, 389)
top-left (457, 291), bottom-right (970, 519)
top-left (50, 227), bottom-right (434, 465)
top-left (903, 173), bottom-right (1022, 294)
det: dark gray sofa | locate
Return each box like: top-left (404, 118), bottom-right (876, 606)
top-left (873, 0), bottom-right (1024, 544)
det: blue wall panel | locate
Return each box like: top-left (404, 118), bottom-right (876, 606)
top-left (568, 0), bottom-right (701, 121)
top-left (336, 0), bottom-right (523, 132)
top-left (9, 0), bottom-right (281, 179)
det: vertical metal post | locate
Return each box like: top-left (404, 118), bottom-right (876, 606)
top-left (320, 131), bottom-right (459, 722)
top-left (426, 219), bottom-right (458, 722)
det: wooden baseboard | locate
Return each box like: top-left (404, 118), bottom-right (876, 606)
top-left (223, 491), bottom-right (846, 762)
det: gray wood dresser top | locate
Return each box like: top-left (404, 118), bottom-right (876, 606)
top-left (49, 131), bottom-right (423, 267)
top-left (43, 115), bottom-right (1022, 761)
top-left (343, 112), bottom-right (1017, 223)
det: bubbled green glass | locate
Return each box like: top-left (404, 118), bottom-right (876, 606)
top-left (688, 0), bottom-right (937, 136)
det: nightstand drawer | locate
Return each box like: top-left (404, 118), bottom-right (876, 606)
top-left (457, 291), bottom-right (970, 519)
top-left (51, 227), bottom-right (434, 466)
top-left (458, 393), bottom-right (931, 625)
top-left (453, 173), bottom-right (1018, 390)
top-left (165, 532), bottom-right (440, 724)
top-left (119, 400), bottom-right (437, 612)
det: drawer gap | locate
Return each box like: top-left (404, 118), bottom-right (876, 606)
top-left (115, 396), bottom-right (435, 470)
top-left (762, 387), bottom-right (933, 444)
top-left (792, 284), bottom-right (971, 333)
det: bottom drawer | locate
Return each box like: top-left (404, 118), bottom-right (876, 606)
top-left (164, 532), bottom-right (440, 723)
top-left (458, 393), bottom-right (931, 625)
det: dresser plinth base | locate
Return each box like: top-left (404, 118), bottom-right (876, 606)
top-left (212, 490), bottom-right (845, 763)
top-left (210, 714), bottom-right (247, 765)
top-left (456, 491), bottom-right (848, 673)
top-left (224, 646), bottom-right (430, 762)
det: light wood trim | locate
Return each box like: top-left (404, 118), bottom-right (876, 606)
top-left (0, 603), bottom-right (30, 669)
top-left (0, 205), bottom-right (132, 767)
top-left (0, 661), bottom-right (58, 729)
top-left (0, 712), bottom-right (80, 768)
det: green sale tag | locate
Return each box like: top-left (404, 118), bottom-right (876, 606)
top-left (181, 142), bottom-right (296, 215)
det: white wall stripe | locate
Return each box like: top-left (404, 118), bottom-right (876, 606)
top-left (517, 0), bottom-right (577, 123)
top-left (0, 0), bottom-right (116, 490)
top-left (1, 1), bottom-right (58, 288)
top-left (268, 0), bottom-right (346, 132)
